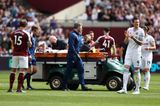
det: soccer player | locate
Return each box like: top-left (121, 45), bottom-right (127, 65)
top-left (8, 19), bottom-right (32, 93)
top-left (117, 17), bottom-right (145, 94)
top-left (23, 25), bottom-right (40, 90)
top-left (93, 28), bottom-right (117, 57)
top-left (141, 26), bottom-right (156, 90)
top-left (63, 22), bottom-right (91, 91)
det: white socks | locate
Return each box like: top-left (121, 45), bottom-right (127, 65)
top-left (144, 71), bottom-right (150, 89)
top-left (122, 71), bottom-right (131, 91)
top-left (134, 70), bottom-right (141, 91)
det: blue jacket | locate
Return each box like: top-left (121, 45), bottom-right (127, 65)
top-left (67, 31), bottom-right (83, 60)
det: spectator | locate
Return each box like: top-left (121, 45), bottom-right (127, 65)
top-left (9, 1), bottom-right (19, 18)
top-left (0, 0), bottom-right (160, 56)
top-left (63, 29), bottom-right (70, 44)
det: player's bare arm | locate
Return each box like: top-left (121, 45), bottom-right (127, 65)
top-left (27, 41), bottom-right (32, 48)
top-left (89, 37), bottom-right (100, 51)
top-left (145, 41), bottom-right (156, 51)
top-left (112, 40), bottom-right (117, 56)
top-left (27, 34), bottom-right (32, 48)
top-left (124, 31), bottom-right (130, 44)
top-left (10, 38), bottom-right (14, 51)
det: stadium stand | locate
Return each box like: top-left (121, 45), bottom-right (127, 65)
top-left (0, 0), bottom-right (159, 56)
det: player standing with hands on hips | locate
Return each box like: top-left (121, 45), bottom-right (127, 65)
top-left (117, 17), bottom-right (145, 94)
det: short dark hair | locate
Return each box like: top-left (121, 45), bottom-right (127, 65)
top-left (31, 25), bottom-right (38, 31)
top-left (104, 28), bottom-right (110, 33)
top-left (132, 17), bottom-right (139, 22)
top-left (73, 22), bottom-right (82, 29)
top-left (19, 19), bottom-right (27, 27)
top-left (89, 31), bottom-right (94, 34)
top-left (143, 26), bottom-right (149, 32)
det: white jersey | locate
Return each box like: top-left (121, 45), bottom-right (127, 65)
top-left (124, 27), bottom-right (145, 67)
top-left (141, 34), bottom-right (155, 59)
top-left (126, 27), bottom-right (145, 55)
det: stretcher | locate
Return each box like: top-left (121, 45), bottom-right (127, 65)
top-left (35, 51), bottom-right (105, 62)
top-left (35, 52), bottom-right (105, 61)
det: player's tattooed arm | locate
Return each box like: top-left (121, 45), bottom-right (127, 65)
top-left (130, 35), bottom-right (143, 45)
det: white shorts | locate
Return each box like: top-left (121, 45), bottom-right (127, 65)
top-left (141, 57), bottom-right (152, 69)
top-left (12, 56), bottom-right (28, 68)
top-left (124, 53), bottom-right (141, 68)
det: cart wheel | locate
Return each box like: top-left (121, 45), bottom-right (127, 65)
top-left (106, 76), bottom-right (122, 91)
top-left (49, 76), bottom-right (63, 90)
top-left (127, 77), bottom-right (135, 91)
top-left (67, 83), bottom-right (79, 90)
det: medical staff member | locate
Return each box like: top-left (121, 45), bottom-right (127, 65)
top-left (63, 22), bottom-right (91, 91)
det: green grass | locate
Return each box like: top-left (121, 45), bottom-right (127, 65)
top-left (0, 71), bottom-right (160, 106)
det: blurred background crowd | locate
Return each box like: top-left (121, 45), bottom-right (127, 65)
top-left (0, 0), bottom-right (159, 55)
top-left (82, 0), bottom-right (160, 44)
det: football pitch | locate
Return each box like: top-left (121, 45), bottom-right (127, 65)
top-left (0, 71), bottom-right (159, 106)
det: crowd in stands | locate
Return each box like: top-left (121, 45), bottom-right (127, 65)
top-left (0, 0), bottom-right (70, 56)
top-left (83, 0), bottom-right (160, 48)
top-left (0, 0), bottom-right (159, 56)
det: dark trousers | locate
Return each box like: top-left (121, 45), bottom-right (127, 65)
top-left (64, 58), bottom-right (85, 87)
